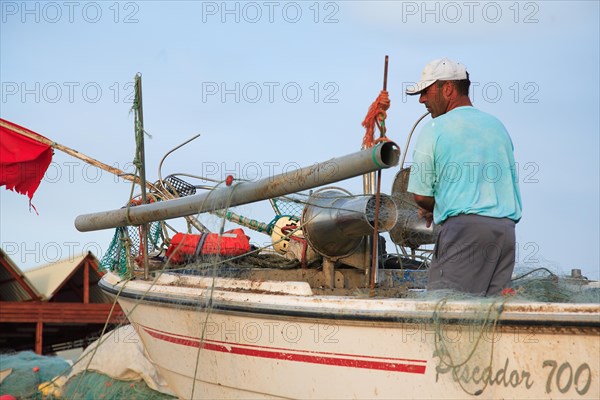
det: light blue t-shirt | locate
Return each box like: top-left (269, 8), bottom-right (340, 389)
top-left (407, 106), bottom-right (522, 225)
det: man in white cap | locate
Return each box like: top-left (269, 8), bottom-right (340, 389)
top-left (406, 58), bottom-right (522, 296)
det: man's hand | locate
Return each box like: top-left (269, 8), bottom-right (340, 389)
top-left (418, 207), bottom-right (434, 228)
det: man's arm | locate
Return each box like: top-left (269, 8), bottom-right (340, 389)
top-left (414, 194), bottom-right (435, 212)
top-left (414, 194), bottom-right (435, 228)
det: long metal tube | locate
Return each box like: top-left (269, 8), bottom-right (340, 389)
top-left (75, 142), bottom-right (400, 232)
top-left (301, 189), bottom-right (397, 259)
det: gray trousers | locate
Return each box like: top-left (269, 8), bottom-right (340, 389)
top-left (427, 214), bottom-right (516, 296)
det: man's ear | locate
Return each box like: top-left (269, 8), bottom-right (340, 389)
top-left (443, 81), bottom-right (456, 99)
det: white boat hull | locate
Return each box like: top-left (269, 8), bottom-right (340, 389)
top-left (101, 272), bottom-right (600, 399)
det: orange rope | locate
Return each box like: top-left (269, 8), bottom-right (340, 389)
top-left (129, 194), bottom-right (157, 207)
top-left (361, 90), bottom-right (391, 148)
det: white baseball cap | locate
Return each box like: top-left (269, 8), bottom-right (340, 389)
top-left (406, 58), bottom-right (468, 95)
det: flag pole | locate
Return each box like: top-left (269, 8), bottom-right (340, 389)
top-left (0, 119), bottom-right (150, 189)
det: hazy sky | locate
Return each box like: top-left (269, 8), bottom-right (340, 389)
top-left (1, 1), bottom-right (599, 280)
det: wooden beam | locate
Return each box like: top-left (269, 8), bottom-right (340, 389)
top-left (0, 302), bottom-right (126, 323)
top-left (83, 259), bottom-right (90, 304)
top-left (35, 320), bottom-right (43, 354)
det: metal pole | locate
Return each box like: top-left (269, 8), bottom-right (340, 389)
top-left (75, 142), bottom-right (400, 232)
top-left (369, 55), bottom-right (389, 295)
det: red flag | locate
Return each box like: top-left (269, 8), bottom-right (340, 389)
top-left (0, 119), bottom-right (53, 207)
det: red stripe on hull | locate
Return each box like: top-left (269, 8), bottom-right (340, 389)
top-left (141, 325), bottom-right (427, 375)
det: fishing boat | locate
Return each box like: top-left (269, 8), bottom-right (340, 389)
top-left (2, 65), bottom-right (596, 398)
top-left (69, 73), bottom-right (599, 399)
top-left (75, 140), bottom-right (599, 399)
top-left (97, 272), bottom-right (598, 399)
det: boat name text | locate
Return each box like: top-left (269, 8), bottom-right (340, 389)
top-left (435, 357), bottom-right (593, 396)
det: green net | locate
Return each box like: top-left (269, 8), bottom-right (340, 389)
top-left (99, 222), bottom-right (162, 276)
top-left (63, 372), bottom-right (176, 400)
top-left (430, 296), bottom-right (505, 396)
top-left (0, 351), bottom-right (69, 399)
top-left (271, 196), bottom-right (305, 217)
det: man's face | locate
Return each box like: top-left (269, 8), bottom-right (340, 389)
top-left (419, 81), bottom-right (449, 118)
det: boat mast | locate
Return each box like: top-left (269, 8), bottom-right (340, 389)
top-left (132, 74), bottom-right (150, 279)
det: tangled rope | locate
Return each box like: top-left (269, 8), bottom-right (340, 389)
top-left (362, 90), bottom-right (391, 148)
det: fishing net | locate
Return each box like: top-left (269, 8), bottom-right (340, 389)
top-left (0, 330), bottom-right (178, 399)
top-left (99, 222), bottom-right (163, 276)
top-left (427, 295), bottom-right (505, 396)
top-left (271, 195), bottom-right (305, 218)
top-left (0, 351), bottom-right (69, 399)
top-left (510, 265), bottom-right (600, 303)
top-left (62, 372), bottom-right (176, 400)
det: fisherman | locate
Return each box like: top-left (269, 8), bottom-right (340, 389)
top-left (405, 58), bottom-right (522, 296)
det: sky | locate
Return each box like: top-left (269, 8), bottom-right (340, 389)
top-left (1, 1), bottom-right (599, 281)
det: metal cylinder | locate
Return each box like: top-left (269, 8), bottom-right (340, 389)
top-left (388, 167), bottom-right (439, 248)
top-left (301, 189), bottom-right (397, 259)
top-left (75, 142), bottom-right (400, 232)
top-left (391, 208), bottom-right (440, 249)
